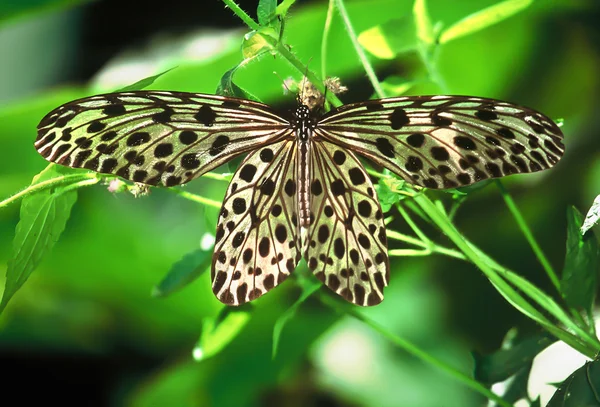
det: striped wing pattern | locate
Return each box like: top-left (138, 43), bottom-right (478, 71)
top-left (211, 140), bottom-right (301, 305)
top-left (35, 91), bottom-right (565, 307)
top-left (317, 96), bottom-right (564, 189)
top-left (36, 91), bottom-right (291, 187)
top-left (307, 141), bottom-right (388, 306)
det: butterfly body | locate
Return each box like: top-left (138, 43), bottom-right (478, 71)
top-left (291, 104), bottom-right (316, 228)
top-left (35, 90), bottom-right (564, 306)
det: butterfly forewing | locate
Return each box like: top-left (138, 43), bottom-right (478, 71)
top-left (306, 140), bottom-right (389, 306)
top-left (316, 96), bottom-right (564, 189)
top-left (36, 91), bottom-right (292, 187)
top-left (212, 140), bottom-right (301, 305)
top-left (35, 89), bottom-right (565, 307)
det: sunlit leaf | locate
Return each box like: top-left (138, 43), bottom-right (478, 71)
top-left (376, 177), bottom-right (401, 213)
top-left (413, 0), bottom-right (434, 45)
top-left (117, 68), bottom-right (177, 92)
top-left (193, 306), bottom-right (252, 361)
top-left (581, 194), bottom-right (600, 235)
top-left (358, 17), bottom-right (417, 59)
top-left (1, 164), bottom-right (78, 312)
top-left (560, 207), bottom-right (599, 324)
top-left (242, 29), bottom-right (277, 59)
top-left (275, 0), bottom-right (295, 17)
top-left (439, 0), bottom-right (534, 44)
top-left (379, 76), bottom-right (415, 96)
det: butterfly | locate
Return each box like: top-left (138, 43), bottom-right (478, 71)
top-left (35, 90), bottom-right (565, 306)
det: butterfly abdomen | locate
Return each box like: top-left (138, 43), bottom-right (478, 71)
top-left (34, 91), bottom-right (564, 307)
top-left (297, 139), bottom-right (312, 228)
top-left (293, 104), bottom-right (316, 228)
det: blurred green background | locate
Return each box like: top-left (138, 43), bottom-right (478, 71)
top-left (1, 0), bottom-right (599, 406)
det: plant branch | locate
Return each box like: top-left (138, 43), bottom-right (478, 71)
top-left (321, 0), bottom-right (336, 80)
top-left (319, 295), bottom-right (513, 407)
top-left (333, 0), bottom-right (385, 98)
top-left (168, 188), bottom-right (222, 209)
top-left (494, 180), bottom-right (561, 291)
top-left (222, 0), bottom-right (260, 31)
top-left (413, 193), bottom-right (600, 357)
top-left (0, 173), bottom-right (100, 208)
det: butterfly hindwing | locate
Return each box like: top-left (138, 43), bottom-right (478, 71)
top-left (35, 91), bottom-right (292, 187)
top-left (211, 140), bottom-right (301, 305)
top-left (35, 89), bottom-right (566, 307)
top-left (316, 96), bottom-right (564, 189)
top-left (306, 140), bottom-right (389, 306)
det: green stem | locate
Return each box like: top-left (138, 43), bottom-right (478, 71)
top-left (334, 0), bottom-right (385, 98)
top-left (57, 178), bottom-right (101, 193)
top-left (203, 171), bottom-right (232, 182)
top-left (222, 0), bottom-right (260, 31)
top-left (417, 43), bottom-right (448, 93)
top-left (168, 188), bottom-right (222, 209)
top-left (414, 193), bottom-right (600, 357)
top-left (223, 0), bottom-right (343, 108)
top-left (321, 0), bottom-right (336, 80)
top-left (321, 298), bottom-right (512, 407)
top-left (386, 229), bottom-right (427, 247)
top-left (396, 202), bottom-right (429, 243)
top-left (388, 248), bottom-right (431, 257)
top-left (0, 173), bottom-right (99, 208)
top-left (275, 40), bottom-right (343, 107)
top-left (494, 180), bottom-right (561, 291)
top-left (365, 168), bottom-right (386, 178)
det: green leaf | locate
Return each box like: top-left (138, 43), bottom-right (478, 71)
top-left (546, 360), bottom-right (600, 406)
top-left (502, 363), bottom-right (534, 403)
top-left (152, 248), bottom-right (211, 298)
top-left (379, 76), bottom-right (416, 96)
top-left (358, 17), bottom-right (418, 60)
top-left (474, 329), bottom-right (554, 384)
top-left (257, 0), bottom-right (277, 27)
top-left (439, 0), bottom-right (534, 44)
top-left (560, 207), bottom-right (600, 324)
top-left (275, 0), bottom-right (295, 17)
top-left (242, 29), bottom-right (277, 59)
top-left (455, 178), bottom-right (493, 194)
top-left (0, 0), bottom-right (92, 28)
top-left (215, 65), bottom-right (256, 100)
top-left (581, 194), bottom-right (600, 235)
top-left (412, 0), bottom-right (434, 45)
top-left (272, 277), bottom-right (321, 359)
top-left (116, 67), bottom-right (177, 92)
top-left (376, 176), bottom-right (403, 212)
top-left (1, 165), bottom-right (78, 313)
top-left (193, 306), bottom-right (252, 361)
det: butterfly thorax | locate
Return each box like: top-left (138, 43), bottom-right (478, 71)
top-left (34, 90), bottom-right (565, 307)
top-left (293, 104), bottom-right (316, 228)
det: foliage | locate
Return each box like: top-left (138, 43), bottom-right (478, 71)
top-left (1, 0), bottom-right (599, 406)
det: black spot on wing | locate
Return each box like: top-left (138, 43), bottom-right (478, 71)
top-left (375, 138), bottom-right (395, 158)
top-left (195, 105), bottom-right (217, 126)
top-left (389, 108), bottom-right (409, 129)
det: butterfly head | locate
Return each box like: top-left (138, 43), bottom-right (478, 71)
top-left (294, 104), bottom-right (312, 120)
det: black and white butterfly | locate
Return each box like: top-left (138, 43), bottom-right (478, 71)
top-left (35, 90), bottom-right (564, 306)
